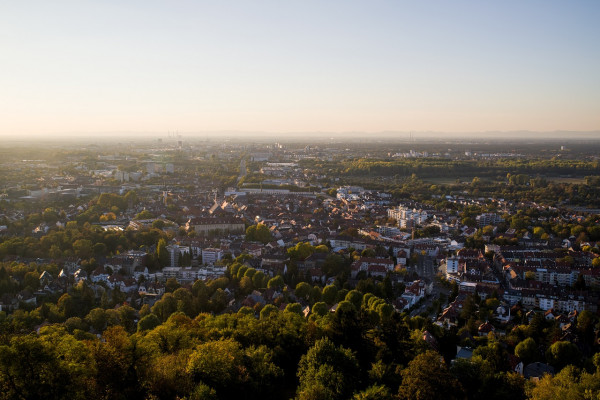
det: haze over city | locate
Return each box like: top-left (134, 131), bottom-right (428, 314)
top-left (1, 0), bottom-right (599, 138)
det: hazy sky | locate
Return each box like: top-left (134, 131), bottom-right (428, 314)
top-left (1, 1), bottom-right (599, 136)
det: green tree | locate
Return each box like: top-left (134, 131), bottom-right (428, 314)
top-left (473, 341), bottom-right (510, 372)
top-left (186, 338), bottom-right (282, 398)
top-left (137, 313), bottom-right (161, 332)
top-left (245, 223), bottom-right (273, 244)
top-left (546, 341), bottom-right (580, 371)
top-left (189, 383), bottom-right (217, 400)
top-left (165, 277), bottom-right (181, 293)
top-left (575, 310), bottom-right (596, 338)
top-left (312, 302), bottom-right (329, 317)
top-left (209, 288), bottom-right (228, 313)
top-left (243, 267), bottom-right (257, 279)
top-left (93, 242), bottom-right (108, 256)
top-left (240, 276), bottom-right (254, 295)
top-left (515, 337), bottom-right (538, 365)
top-left (284, 303), bottom-right (303, 315)
top-left (314, 244), bottom-right (329, 253)
top-left (462, 217), bottom-right (476, 227)
top-left (310, 286), bottom-right (322, 303)
top-left (237, 306), bottom-right (255, 316)
top-left (152, 219), bottom-right (165, 230)
top-left (260, 304), bottom-right (278, 319)
top-left (361, 248), bottom-right (376, 258)
top-left (49, 244), bottom-right (63, 259)
top-left (85, 307), bottom-right (108, 332)
top-left (252, 271), bottom-right (267, 288)
top-left (73, 239), bottom-right (93, 259)
top-left (57, 293), bottom-right (76, 319)
top-left (42, 208), bottom-right (59, 223)
top-left (64, 317), bottom-right (89, 333)
top-left (123, 190), bottom-right (137, 207)
top-left (156, 238), bottom-right (169, 267)
top-left (345, 290), bottom-right (363, 309)
top-left (135, 210), bottom-right (154, 220)
top-left (267, 275), bottom-right (284, 289)
top-left (398, 350), bottom-right (464, 400)
top-left (117, 305), bottom-right (137, 333)
top-left (295, 282), bottom-right (312, 300)
top-left (482, 225), bottom-right (495, 236)
top-left (152, 292), bottom-right (178, 322)
top-left (288, 242), bottom-right (315, 260)
top-left (173, 287), bottom-right (194, 316)
top-left (533, 227), bottom-right (546, 238)
top-left (92, 326), bottom-right (141, 399)
top-left (451, 357), bottom-right (525, 400)
top-left (143, 351), bottom-right (195, 399)
top-left (186, 339), bottom-right (244, 393)
top-left (296, 338), bottom-right (360, 400)
top-left (322, 285), bottom-right (338, 305)
top-left (23, 271), bottom-right (40, 290)
top-left (528, 365), bottom-right (600, 400)
top-left (353, 385), bottom-right (394, 400)
top-left (323, 253), bottom-right (345, 276)
top-left (0, 333), bottom-right (94, 400)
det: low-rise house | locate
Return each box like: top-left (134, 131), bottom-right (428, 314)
top-left (478, 321), bottom-right (495, 336)
top-left (73, 268), bottom-right (87, 283)
top-left (91, 266), bottom-right (110, 283)
top-left (454, 346), bottom-right (473, 362)
top-left (350, 257), bottom-right (395, 278)
top-left (133, 265), bottom-right (150, 281)
top-left (523, 362), bottom-right (554, 381)
top-left (39, 270), bottom-right (53, 286)
top-left (0, 295), bottom-right (19, 312)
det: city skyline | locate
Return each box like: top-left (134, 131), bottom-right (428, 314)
top-left (1, 1), bottom-right (599, 137)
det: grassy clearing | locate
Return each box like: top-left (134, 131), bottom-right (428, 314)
top-left (422, 176), bottom-right (475, 185)
top-left (546, 177), bottom-right (586, 184)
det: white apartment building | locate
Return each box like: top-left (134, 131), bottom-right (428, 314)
top-left (202, 248), bottom-right (223, 265)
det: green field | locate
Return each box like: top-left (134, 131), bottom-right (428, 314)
top-left (422, 176), bottom-right (477, 185)
top-left (546, 176), bottom-right (586, 184)
top-left (423, 176), bottom-right (587, 185)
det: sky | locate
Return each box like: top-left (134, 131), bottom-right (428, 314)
top-left (1, 0), bottom-right (599, 137)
